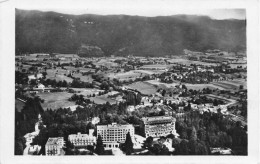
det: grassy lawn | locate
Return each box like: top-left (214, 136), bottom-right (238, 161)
top-left (185, 83), bottom-right (225, 90)
top-left (168, 59), bottom-right (217, 66)
top-left (37, 92), bottom-right (75, 110)
top-left (15, 99), bottom-right (25, 112)
top-left (106, 71), bottom-right (144, 82)
top-left (134, 70), bottom-right (163, 75)
top-left (126, 81), bottom-right (157, 95)
top-left (46, 68), bottom-right (73, 82)
top-left (72, 73), bottom-right (94, 83)
top-left (72, 88), bottom-right (103, 97)
top-left (89, 96), bottom-right (117, 104)
top-left (146, 80), bottom-right (179, 88)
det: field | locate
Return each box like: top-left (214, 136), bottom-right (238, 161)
top-left (71, 88), bottom-right (119, 105)
top-left (134, 70), bottom-right (164, 75)
top-left (89, 96), bottom-right (117, 104)
top-left (211, 79), bottom-right (247, 90)
top-left (46, 67), bottom-right (94, 83)
top-left (15, 99), bottom-right (25, 112)
top-left (185, 83), bottom-right (225, 90)
top-left (64, 66), bottom-right (94, 73)
top-left (72, 73), bottom-right (94, 83)
top-left (146, 80), bottom-right (179, 88)
top-left (71, 88), bottom-right (104, 97)
top-left (106, 71), bottom-right (143, 82)
top-left (146, 79), bottom-right (246, 91)
top-left (46, 68), bottom-right (73, 82)
top-left (139, 64), bottom-right (172, 70)
top-left (168, 58), bottom-right (217, 66)
top-left (126, 81), bottom-right (157, 95)
top-left (37, 92), bottom-right (74, 110)
top-left (229, 63), bottom-right (247, 69)
top-left (146, 80), bottom-right (224, 90)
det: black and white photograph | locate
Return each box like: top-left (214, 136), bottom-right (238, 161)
top-left (0, 0), bottom-right (259, 163)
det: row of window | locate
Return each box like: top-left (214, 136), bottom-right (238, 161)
top-left (97, 129), bottom-right (134, 132)
top-left (70, 139), bottom-right (95, 142)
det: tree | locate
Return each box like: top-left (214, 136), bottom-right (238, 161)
top-left (176, 139), bottom-right (189, 155)
top-left (123, 132), bottom-right (134, 155)
top-left (42, 72), bottom-right (47, 79)
top-left (15, 140), bottom-right (24, 155)
top-left (198, 128), bottom-right (207, 141)
top-left (30, 79), bottom-right (37, 85)
top-left (95, 135), bottom-right (105, 155)
top-left (213, 99), bottom-right (219, 106)
top-left (190, 126), bottom-right (197, 141)
top-left (15, 137), bottom-right (26, 155)
top-left (143, 136), bottom-right (153, 148)
top-left (62, 80), bottom-right (68, 87)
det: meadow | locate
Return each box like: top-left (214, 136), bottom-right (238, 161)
top-left (211, 79), bottom-right (247, 90)
top-left (168, 58), bottom-right (217, 66)
top-left (37, 92), bottom-right (74, 110)
top-left (46, 68), bottom-right (73, 83)
top-left (107, 71), bottom-right (143, 82)
top-left (126, 81), bottom-right (157, 95)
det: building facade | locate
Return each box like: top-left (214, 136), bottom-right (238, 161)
top-left (68, 129), bottom-right (96, 147)
top-left (142, 116), bottom-right (178, 138)
top-left (97, 123), bottom-right (135, 149)
top-left (45, 137), bottom-right (65, 156)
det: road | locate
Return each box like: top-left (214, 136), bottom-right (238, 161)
top-left (205, 94), bottom-right (247, 127)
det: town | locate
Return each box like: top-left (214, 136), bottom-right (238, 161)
top-left (15, 49), bottom-right (247, 156)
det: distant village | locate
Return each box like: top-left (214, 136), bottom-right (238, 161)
top-left (15, 49), bottom-right (247, 156)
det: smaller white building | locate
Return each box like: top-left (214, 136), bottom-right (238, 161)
top-left (28, 145), bottom-right (41, 155)
top-left (68, 129), bottom-right (96, 147)
top-left (37, 84), bottom-right (45, 90)
top-left (45, 137), bottom-right (65, 156)
top-left (28, 73), bottom-right (43, 81)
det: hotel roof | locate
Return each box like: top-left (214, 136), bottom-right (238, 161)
top-left (97, 123), bottom-right (134, 129)
top-left (45, 137), bottom-right (64, 146)
top-left (142, 116), bottom-right (175, 125)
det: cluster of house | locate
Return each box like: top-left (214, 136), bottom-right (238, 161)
top-left (42, 115), bottom-right (178, 156)
top-left (23, 114), bottom-right (46, 155)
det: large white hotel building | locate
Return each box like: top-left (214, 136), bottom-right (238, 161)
top-left (45, 137), bottom-right (65, 156)
top-left (142, 116), bottom-right (178, 138)
top-left (68, 129), bottom-right (96, 147)
top-left (97, 123), bottom-right (135, 149)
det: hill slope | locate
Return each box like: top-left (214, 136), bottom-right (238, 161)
top-left (15, 9), bottom-right (246, 56)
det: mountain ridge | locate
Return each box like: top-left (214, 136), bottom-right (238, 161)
top-left (15, 9), bottom-right (246, 56)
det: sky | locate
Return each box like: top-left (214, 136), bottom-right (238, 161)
top-left (30, 8), bottom-right (245, 20)
top-left (16, 0), bottom-right (246, 20)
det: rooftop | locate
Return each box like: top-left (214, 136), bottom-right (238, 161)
top-left (97, 123), bottom-right (134, 129)
top-left (142, 116), bottom-right (176, 125)
top-left (46, 137), bottom-right (64, 146)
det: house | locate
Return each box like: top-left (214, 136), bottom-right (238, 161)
top-left (45, 137), bottom-right (65, 156)
top-left (37, 84), bottom-right (45, 90)
top-left (97, 123), bottom-right (135, 149)
top-left (68, 129), bottom-right (96, 147)
top-left (28, 73), bottom-right (43, 81)
top-left (28, 145), bottom-right (42, 155)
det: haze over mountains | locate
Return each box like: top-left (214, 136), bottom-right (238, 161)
top-left (15, 9), bottom-right (246, 57)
